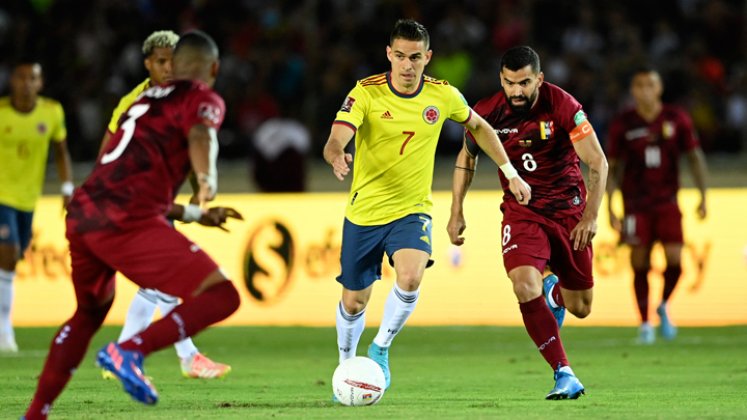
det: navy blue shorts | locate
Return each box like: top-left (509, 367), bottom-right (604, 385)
top-left (0, 203), bottom-right (34, 252)
top-left (337, 213), bottom-right (432, 291)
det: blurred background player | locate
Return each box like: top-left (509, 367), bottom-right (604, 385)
top-left (100, 30), bottom-right (231, 379)
top-left (24, 30), bottom-right (241, 419)
top-left (606, 67), bottom-right (708, 344)
top-left (448, 46), bottom-right (608, 399)
top-left (0, 59), bottom-right (74, 353)
top-left (324, 19), bottom-right (529, 394)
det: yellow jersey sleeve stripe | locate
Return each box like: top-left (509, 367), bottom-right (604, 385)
top-left (333, 120), bottom-right (357, 133)
top-left (107, 78), bottom-right (151, 134)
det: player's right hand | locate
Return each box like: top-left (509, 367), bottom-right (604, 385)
top-left (508, 176), bottom-right (532, 205)
top-left (447, 212), bottom-right (467, 246)
top-left (330, 153), bottom-right (353, 181)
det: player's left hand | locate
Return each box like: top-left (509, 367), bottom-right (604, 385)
top-left (570, 217), bottom-right (597, 250)
top-left (508, 176), bottom-right (532, 205)
top-left (198, 206), bottom-right (244, 232)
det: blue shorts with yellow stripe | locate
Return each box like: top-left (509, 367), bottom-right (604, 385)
top-left (336, 213), bottom-right (432, 291)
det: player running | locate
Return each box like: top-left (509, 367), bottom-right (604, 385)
top-left (100, 29), bottom-right (231, 380)
top-left (324, 19), bottom-right (530, 395)
top-left (24, 31), bottom-right (240, 419)
top-left (448, 46), bottom-right (608, 400)
top-left (606, 67), bottom-right (708, 344)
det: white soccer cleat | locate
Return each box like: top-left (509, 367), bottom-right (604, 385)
top-left (0, 335), bottom-right (18, 353)
top-left (637, 323), bottom-right (655, 345)
top-left (180, 353), bottom-right (231, 379)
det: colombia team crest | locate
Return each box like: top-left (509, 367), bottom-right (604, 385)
top-left (422, 106), bottom-right (440, 124)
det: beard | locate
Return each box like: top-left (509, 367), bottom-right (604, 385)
top-left (505, 89), bottom-right (538, 114)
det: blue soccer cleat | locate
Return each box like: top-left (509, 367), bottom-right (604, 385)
top-left (546, 366), bottom-right (585, 400)
top-left (657, 303), bottom-right (677, 340)
top-left (367, 343), bottom-right (391, 389)
top-left (96, 342), bottom-right (158, 405)
top-left (543, 274), bottom-right (566, 328)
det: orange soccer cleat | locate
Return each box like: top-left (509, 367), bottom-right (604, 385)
top-left (180, 352), bottom-right (231, 379)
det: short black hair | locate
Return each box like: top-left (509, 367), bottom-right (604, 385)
top-left (11, 56), bottom-right (42, 71)
top-left (500, 46), bottom-right (541, 74)
top-left (174, 30), bottom-right (219, 59)
top-left (390, 19), bottom-right (430, 49)
top-left (630, 65), bottom-right (660, 80)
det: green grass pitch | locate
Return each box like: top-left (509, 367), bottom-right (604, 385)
top-left (2, 326), bottom-right (747, 419)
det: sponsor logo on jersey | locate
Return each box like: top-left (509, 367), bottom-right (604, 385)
top-left (539, 121), bottom-right (553, 139)
top-left (573, 110), bottom-right (588, 125)
top-left (502, 243), bottom-right (518, 255)
top-left (37, 123), bottom-right (47, 134)
top-left (572, 196), bottom-right (581, 206)
top-left (422, 106), bottom-right (440, 124)
top-left (495, 128), bottom-right (519, 135)
top-left (381, 110), bottom-right (393, 119)
top-left (340, 96), bottom-right (356, 112)
top-left (662, 121), bottom-right (675, 139)
top-left (198, 102), bottom-right (222, 125)
top-left (518, 139), bottom-right (533, 148)
top-left (625, 127), bottom-right (649, 141)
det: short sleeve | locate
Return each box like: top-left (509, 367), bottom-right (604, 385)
top-left (181, 89), bottom-right (226, 137)
top-left (553, 88), bottom-right (584, 134)
top-left (333, 83), bottom-right (368, 132)
top-left (447, 85), bottom-right (471, 124)
top-left (51, 102), bottom-right (67, 142)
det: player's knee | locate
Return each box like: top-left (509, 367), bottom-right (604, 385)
top-left (396, 271), bottom-right (423, 291)
top-left (512, 280), bottom-right (541, 301)
top-left (568, 298), bottom-right (592, 318)
top-left (214, 280), bottom-right (240, 315)
top-left (341, 296), bottom-right (367, 315)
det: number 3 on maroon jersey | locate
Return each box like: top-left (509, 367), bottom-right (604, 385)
top-left (101, 104), bottom-right (150, 164)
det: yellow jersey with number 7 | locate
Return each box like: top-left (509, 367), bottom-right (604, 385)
top-left (333, 72), bottom-right (471, 226)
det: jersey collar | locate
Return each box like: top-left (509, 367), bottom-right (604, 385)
top-left (386, 72), bottom-right (424, 98)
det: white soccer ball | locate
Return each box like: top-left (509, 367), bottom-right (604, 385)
top-left (332, 356), bottom-right (386, 406)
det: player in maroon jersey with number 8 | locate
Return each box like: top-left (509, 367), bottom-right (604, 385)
top-left (606, 67), bottom-right (708, 345)
top-left (448, 46), bottom-right (608, 400)
top-left (23, 31), bottom-right (241, 419)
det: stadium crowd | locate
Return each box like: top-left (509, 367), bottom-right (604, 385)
top-left (0, 0), bottom-right (744, 162)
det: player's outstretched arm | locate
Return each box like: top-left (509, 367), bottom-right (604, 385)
top-left (323, 124), bottom-right (355, 181)
top-left (462, 113), bottom-right (531, 205)
top-left (52, 140), bottom-right (74, 208)
top-left (169, 203), bottom-right (243, 232)
top-left (571, 129), bottom-right (608, 250)
top-left (448, 143), bottom-right (478, 246)
top-left (687, 147), bottom-right (708, 219)
top-left (188, 123), bottom-right (219, 205)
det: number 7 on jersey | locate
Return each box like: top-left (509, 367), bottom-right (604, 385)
top-left (400, 131), bottom-right (415, 155)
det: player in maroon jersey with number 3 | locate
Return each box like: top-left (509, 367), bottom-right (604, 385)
top-left (448, 46), bottom-right (608, 400)
top-left (23, 31), bottom-right (241, 419)
top-left (606, 67), bottom-right (708, 345)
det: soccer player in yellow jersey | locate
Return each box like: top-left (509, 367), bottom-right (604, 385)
top-left (0, 60), bottom-right (73, 352)
top-left (100, 30), bottom-right (231, 379)
top-left (324, 19), bottom-right (531, 393)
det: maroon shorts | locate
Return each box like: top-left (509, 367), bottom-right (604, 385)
top-left (500, 201), bottom-right (593, 291)
top-left (66, 216), bottom-right (219, 307)
top-left (622, 202), bottom-right (683, 246)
